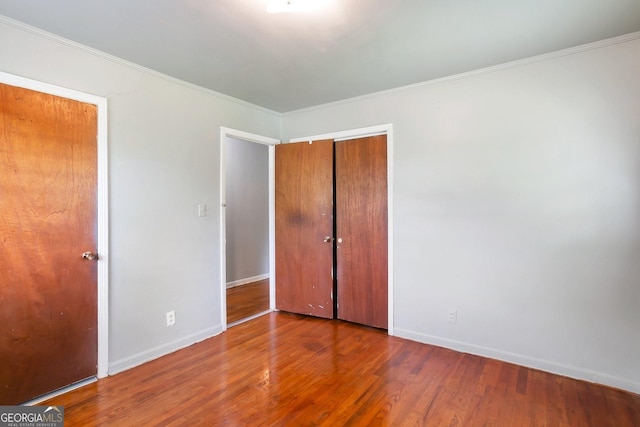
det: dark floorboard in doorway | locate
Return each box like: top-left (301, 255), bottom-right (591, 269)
top-left (226, 279), bottom-right (269, 324)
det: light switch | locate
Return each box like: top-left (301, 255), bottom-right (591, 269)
top-left (198, 203), bottom-right (207, 217)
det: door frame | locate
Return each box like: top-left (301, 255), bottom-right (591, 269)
top-left (219, 127), bottom-right (280, 331)
top-left (288, 124), bottom-right (395, 335)
top-left (0, 71), bottom-right (109, 377)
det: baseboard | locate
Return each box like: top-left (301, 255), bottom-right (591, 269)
top-left (108, 324), bottom-right (223, 375)
top-left (226, 273), bottom-right (269, 289)
top-left (394, 328), bottom-right (640, 395)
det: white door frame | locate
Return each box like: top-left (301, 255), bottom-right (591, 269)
top-left (219, 127), bottom-right (280, 331)
top-left (0, 71), bottom-right (109, 377)
top-left (288, 123), bottom-right (395, 335)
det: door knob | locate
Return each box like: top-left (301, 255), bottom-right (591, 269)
top-left (82, 251), bottom-right (99, 261)
top-left (323, 236), bottom-right (333, 243)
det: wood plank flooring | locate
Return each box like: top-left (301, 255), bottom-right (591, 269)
top-left (226, 279), bottom-right (270, 324)
top-left (43, 313), bottom-right (640, 426)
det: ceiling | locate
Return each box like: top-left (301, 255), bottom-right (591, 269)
top-left (1, 0), bottom-right (640, 112)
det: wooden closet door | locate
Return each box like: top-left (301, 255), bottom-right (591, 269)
top-left (275, 140), bottom-right (334, 318)
top-left (335, 135), bottom-right (388, 329)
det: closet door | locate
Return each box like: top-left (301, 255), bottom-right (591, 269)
top-left (275, 140), bottom-right (334, 318)
top-left (335, 135), bottom-right (388, 329)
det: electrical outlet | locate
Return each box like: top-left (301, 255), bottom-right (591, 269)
top-left (166, 310), bottom-right (176, 327)
top-left (198, 203), bottom-right (207, 217)
top-left (448, 309), bottom-right (457, 324)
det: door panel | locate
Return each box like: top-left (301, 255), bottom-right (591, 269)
top-left (275, 140), bottom-right (334, 318)
top-left (336, 135), bottom-right (388, 329)
top-left (0, 83), bottom-right (98, 404)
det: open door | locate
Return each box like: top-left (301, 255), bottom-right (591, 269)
top-left (0, 83), bottom-right (98, 404)
top-left (275, 139), bottom-right (334, 318)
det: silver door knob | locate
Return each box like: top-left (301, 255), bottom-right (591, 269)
top-left (82, 251), bottom-right (99, 261)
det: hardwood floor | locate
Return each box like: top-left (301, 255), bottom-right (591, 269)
top-left (226, 279), bottom-right (270, 324)
top-left (43, 313), bottom-right (639, 426)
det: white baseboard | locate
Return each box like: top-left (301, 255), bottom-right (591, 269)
top-left (226, 273), bottom-right (269, 289)
top-left (394, 327), bottom-right (640, 395)
top-left (108, 325), bottom-right (223, 375)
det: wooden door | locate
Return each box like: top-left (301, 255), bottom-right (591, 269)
top-left (275, 140), bottom-right (334, 318)
top-left (0, 83), bottom-right (98, 404)
top-left (335, 135), bottom-right (388, 329)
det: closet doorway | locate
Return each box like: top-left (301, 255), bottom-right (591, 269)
top-left (220, 128), bottom-right (279, 329)
top-left (275, 125), bottom-right (394, 332)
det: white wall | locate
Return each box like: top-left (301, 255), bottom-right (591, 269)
top-left (0, 18), bottom-right (281, 373)
top-left (282, 35), bottom-right (640, 393)
top-left (225, 137), bottom-right (269, 284)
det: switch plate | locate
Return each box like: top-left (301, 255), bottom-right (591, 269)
top-left (166, 310), bottom-right (176, 326)
top-left (448, 309), bottom-right (457, 324)
top-left (198, 203), bottom-right (207, 217)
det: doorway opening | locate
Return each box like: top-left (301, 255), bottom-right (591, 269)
top-left (220, 128), bottom-right (279, 330)
top-left (285, 124), bottom-right (394, 334)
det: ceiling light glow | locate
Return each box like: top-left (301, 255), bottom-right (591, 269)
top-left (267, 0), bottom-right (327, 14)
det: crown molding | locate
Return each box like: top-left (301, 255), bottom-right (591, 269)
top-left (3, 13), bottom-right (638, 117)
top-left (285, 31), bottom-right (640, 115)
top-left (0, 14), bottom-right (282, 117)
